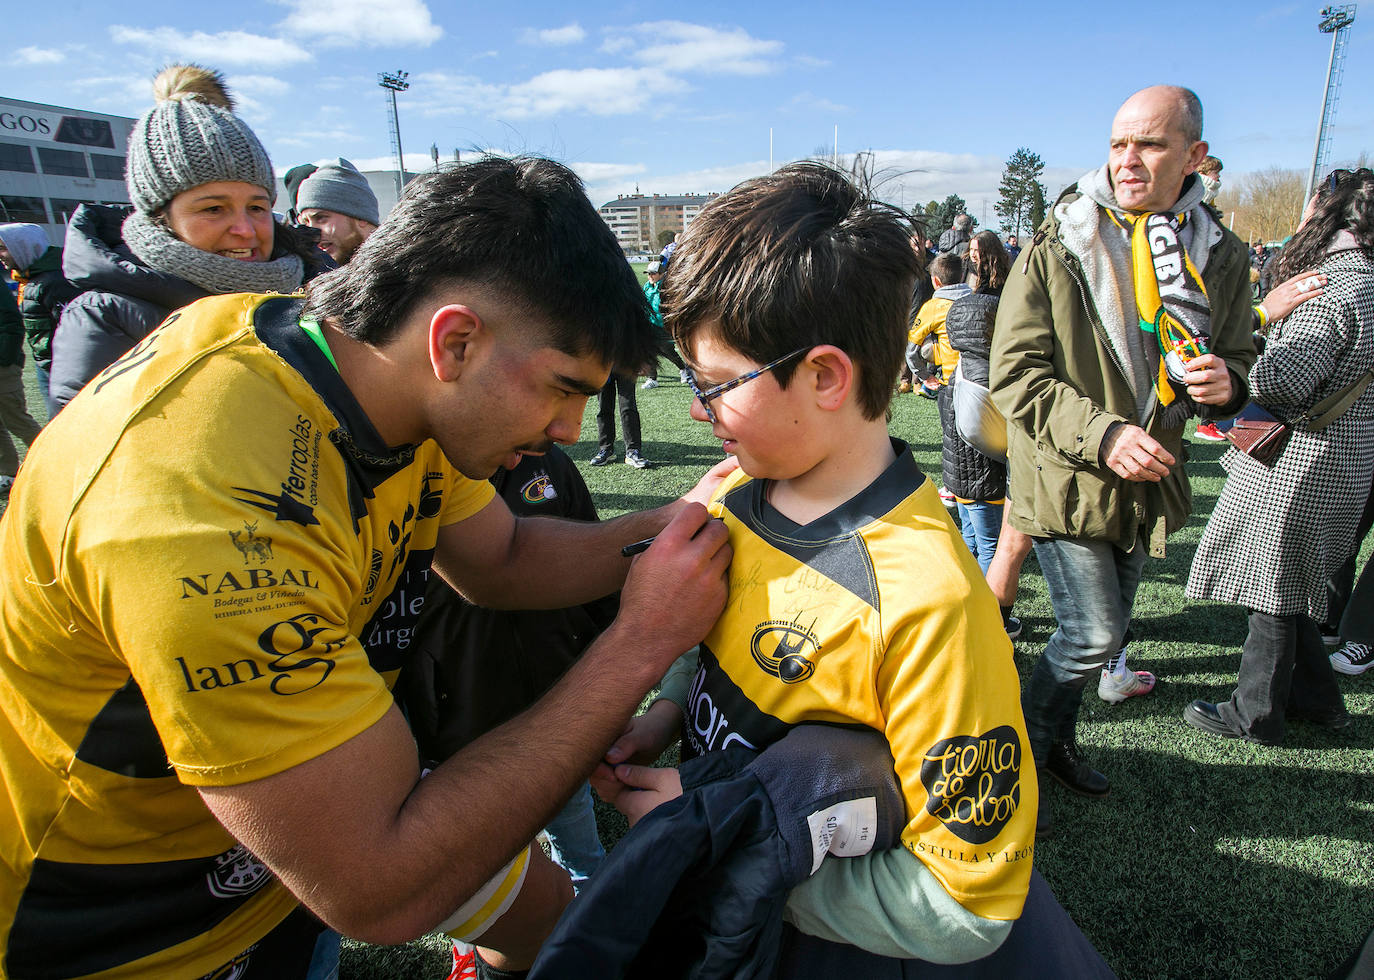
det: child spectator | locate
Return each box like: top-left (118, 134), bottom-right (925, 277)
top-left (590, 163), bottom-right (1036, 966)
top-left (640, 260), bottom-right (685, 389)
top-left (909, 251), bottom-right (970, 401)
top-left (0, 223), bottom-right (78, 416)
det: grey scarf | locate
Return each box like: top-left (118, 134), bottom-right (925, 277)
top-left (1057, 166), bottom-right (1219, 425)
top-left (122, 210), bottom-right (305, 296)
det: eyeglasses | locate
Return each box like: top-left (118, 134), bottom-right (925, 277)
top-left (684, 346), bottom-right (811, 423)
top-left (1327, 169), bottom-right (1351, 192)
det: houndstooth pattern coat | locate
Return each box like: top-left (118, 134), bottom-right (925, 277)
top-left (1188, 245), bottom-right (1374, 621)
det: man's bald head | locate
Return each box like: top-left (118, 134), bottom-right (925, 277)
top-left (1108, 85), bottom-right (1208, 213)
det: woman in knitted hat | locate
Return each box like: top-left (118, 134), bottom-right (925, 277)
top-left (49, 64), bottom-right (325, 412)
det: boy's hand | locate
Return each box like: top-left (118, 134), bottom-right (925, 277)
top-left (682, 456), bottom-right (740, 508)
top-left (604, 701), bottom-right (682, 768)
top-left (596, 764), bottom-right (684, 828)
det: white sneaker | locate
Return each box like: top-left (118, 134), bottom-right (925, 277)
top-left (1098, 667), bottom-right (1157, 704)
top-left (1331, 641), bottom-right (1373, 676)
top-left (641, 378), bottom-right (658, 389)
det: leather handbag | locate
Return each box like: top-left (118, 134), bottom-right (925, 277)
top-left (1222, 402), bottom-right (1289, 465)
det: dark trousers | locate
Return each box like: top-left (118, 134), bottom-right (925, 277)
top-left (596, 373), bottom-right (641, 453)
top-left (1219, 610), bottom-right (1346, 744)
top-left (1325, 474), bottom-right (1374, 633)
top-left (653, 332), bottom-right (684, 371)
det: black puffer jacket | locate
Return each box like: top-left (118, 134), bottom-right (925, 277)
top-left (940, 291), bottom-right (1006, 502)
top-left (50, 205), bottom-right (326, 410)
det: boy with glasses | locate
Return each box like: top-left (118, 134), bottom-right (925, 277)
top-left (593, 163), bottom-right (1036, 963)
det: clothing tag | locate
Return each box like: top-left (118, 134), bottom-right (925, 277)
top-left (805, 797), bottom-right (879, 874)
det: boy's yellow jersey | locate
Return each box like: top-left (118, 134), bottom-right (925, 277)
top-left (0, 294), bottom-right (494, 979)
top-left (687, 442), bottom-right (1035, 921)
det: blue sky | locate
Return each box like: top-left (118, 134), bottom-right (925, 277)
top-left (9, 0), bottom-right (1372, 229)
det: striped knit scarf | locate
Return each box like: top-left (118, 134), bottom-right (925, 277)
top-left (1108, 209), bottom-right (1211, 424)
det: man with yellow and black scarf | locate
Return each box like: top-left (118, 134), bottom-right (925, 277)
top-left (990, 86), bottom-right (1255, 836)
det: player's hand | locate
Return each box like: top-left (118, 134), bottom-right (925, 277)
top-left (616, 504), bottom-right (730, 668)
top-left (1101, 423), bottom-right (1174, 482)
top-left (682, 456), bottom-right (740, 508)
top-left (1181, 352), bottom-right (1233, 406)
top-left (1262, 269), bottom-right (1326, 323)
top-left (598, 764), bottom-right (683, 828)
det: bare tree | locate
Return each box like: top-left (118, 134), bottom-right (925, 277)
top-left (1214, 167), bottom-right (1305, 245)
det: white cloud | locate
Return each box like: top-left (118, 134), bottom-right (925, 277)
top-left (110, 26), bottom-right (311, 67)
top-left (277, 0), bottom-right (442, 47)
top-left (504, 68), bottom-right (687, 117)
top-left (603, 21), bottom-right (784, 76)
top-left (16, 46), bottom-right (64, 65)
top-left (520, 23), bottom-right (587, 46)
top-left (412, 67), bottom-right (686, 120)
top-left (229, 75), bottom-right (291, 99)
top-left (786, 92), bottom-right (848, 115)
top-left (573, 161), bottom-right (647, 183)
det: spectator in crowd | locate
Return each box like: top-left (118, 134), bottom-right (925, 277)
top-left (991, 85), bottom-right (1253, 832)
top-left (295, 158), bottom-right (380, 265)
top-left (1184, 168), bottom-right (1374, 744)
top-left (909, 251), bottom-right (969, 406)
top-left (590, 371), bottom-right (653, 468)
top-left (659, 231), bottom-right (678, 269)
top-left (0, 223), bottom-right (78, 416)
top-left (281, 162), bottom-right (318, 224)
top-left (943, 231), bottom-right (1011, 576)
top-left (1331, 542), bottom-right (1374, 676)
top-left (0, 154), bottom-right (733, 979)
top-left (0, 286), bottom-right (39, 498)
top-left (640, 260), bottom-right (685, 389)
top-left (1005, 233), bottom-right (1021, 259)
top-left (1198, 155), bottom-right (1223, 205)
top-left (49, 65), bottom-right (324, 411)
top-left (939, 212), bottom-right (974, 257)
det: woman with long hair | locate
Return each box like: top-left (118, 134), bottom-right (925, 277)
top-left (1184, 168), bottom-right (1374, 743)
top-left (50, 65), bottom-right (326, 411)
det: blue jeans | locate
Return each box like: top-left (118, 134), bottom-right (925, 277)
top-left (956, 501), bottom-right (1003, 574)
top-left (1024, 534), bottom-right (1147, 757)
top-left (544, 781), bottom-right (604, 893)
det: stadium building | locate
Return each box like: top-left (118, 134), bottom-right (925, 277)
top-left (0, 96), bottom-right (136, 245)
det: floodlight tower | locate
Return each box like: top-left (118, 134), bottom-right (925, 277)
top-left (378, 70), bottom-right (410, 200)
top-left (1304, 5), bottom-right (1357, 207)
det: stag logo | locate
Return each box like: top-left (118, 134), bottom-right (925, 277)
top-left (229, 521), bottom-right (274, 565)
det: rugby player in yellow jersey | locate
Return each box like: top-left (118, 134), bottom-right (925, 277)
top-left (592, 163), bottom-right (1037, 964)
top-left (0, 157), bottom-right (732, 980)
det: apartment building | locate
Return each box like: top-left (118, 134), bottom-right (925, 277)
top-left (598, 192), bottom-right (717, 253)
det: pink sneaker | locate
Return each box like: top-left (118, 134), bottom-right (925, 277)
top-left (1098, 668), bottom-right (1157, 704)
top-left (1193, 422), bottom-right (1226, 442)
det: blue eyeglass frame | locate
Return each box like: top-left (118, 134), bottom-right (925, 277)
top-left (684, 346), bottom-right (812, 423)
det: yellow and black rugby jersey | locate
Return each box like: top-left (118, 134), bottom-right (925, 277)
top-left (683, 441), bottom-right (1035, 921)
top-left (0, 294), bottom-right (494, 979)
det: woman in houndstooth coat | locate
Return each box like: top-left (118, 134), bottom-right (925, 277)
top-left (1185, 168), bottom-right (1374, 745)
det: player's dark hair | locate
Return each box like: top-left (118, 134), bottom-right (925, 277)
top-left (306, 156), bottom-right (656, 373)
top-left (662, 161), bottom-right (919, 420)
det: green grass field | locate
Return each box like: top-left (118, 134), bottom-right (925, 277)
top-left (8, 357), bottom-right (1372, 978)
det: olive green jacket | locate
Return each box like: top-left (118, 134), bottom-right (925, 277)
top-left (990, 187), bottom-right (1255, 557)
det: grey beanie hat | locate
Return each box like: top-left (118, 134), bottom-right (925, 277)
top-left (296, 158), bottom-right (380, 225)
top-left (125, 64), bottom-right (277, 215)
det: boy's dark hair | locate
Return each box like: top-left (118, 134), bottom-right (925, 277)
top-left (306, 156), bottom-right (656, 373)
top-left (662, 162), bottom-right (919, 420)
top-left (929, 251), bottom-right (964, 288)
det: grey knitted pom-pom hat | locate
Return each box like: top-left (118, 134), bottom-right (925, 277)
top-left (125, 64), bottom-right (277, 215)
